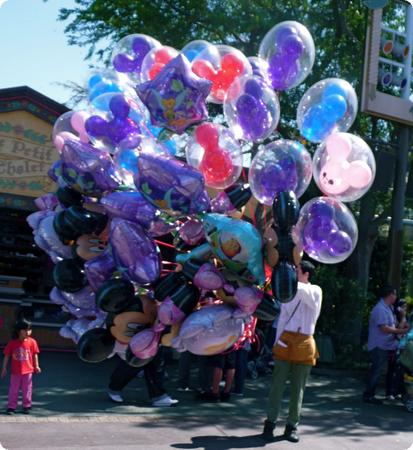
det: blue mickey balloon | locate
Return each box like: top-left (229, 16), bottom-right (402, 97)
top-left (297, 78), bottom-right (358, 143)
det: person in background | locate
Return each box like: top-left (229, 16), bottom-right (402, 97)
top-left (1, 319), bottom-right (41, 415)
top-left (108, 347), bottom-right (178, 407)
top-left (197, 351), bottom-right (236, 402)
top-left (363, 286), bottom-right (409, 405)
top-left (262, 260), bottom-right (322, 444)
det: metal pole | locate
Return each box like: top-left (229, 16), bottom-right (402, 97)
top-left (387, 4), bottom-right (413, 289)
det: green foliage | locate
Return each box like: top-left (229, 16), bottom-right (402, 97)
top-left (313, 264), bottom-right (374, 366)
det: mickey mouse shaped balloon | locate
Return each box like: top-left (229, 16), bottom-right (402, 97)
top-left (312, 132), bottom-right (375, 202)
top-left (186, 123), bottom-right (243, 189)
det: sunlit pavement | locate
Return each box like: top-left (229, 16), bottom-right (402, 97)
top-left (0, 353), bottom-right (412, 449)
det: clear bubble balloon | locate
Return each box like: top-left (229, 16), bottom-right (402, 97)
top-left (192, 44), bottom-right (252, 103)
top-left (294, 196), bottom-right (358, 264)
top-left (186, 123), bottom-right (243, 189)
top-left (86, 70), bottom-right (125, 102)
top-left (140, 46), bottom-right (179, 82)
top-left (85, 92), bottom-right (149, 153)
top-left (313, 132), bottom-right (376, 202)
top-left (247, 56), bottom-right (270, 84)
top-left (52, 111), bottom-right (90, 153)
top-left (224, 75), bottom-right (280, 142)
top-left (111, 34), bottom-right (161, 84)
top-left (297, 78), bottom-right (358, 143)
top-left (181, 40), bottom-right (216, 63)
top-left (249, 139), bottom-right (312, 206)
top-left (113, 133), bottom-right (169, 186)
top-left (259, 21), bottom-right (315, 91)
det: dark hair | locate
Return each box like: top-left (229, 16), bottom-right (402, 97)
top-left (380, 285), bottom-right (397, 299)
top-left (12, 319), bottom-right (31, 339)
top-left (299, 260), bottom-right (315, 281)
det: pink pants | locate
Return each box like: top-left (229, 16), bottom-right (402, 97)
top-left (8, 373), bottom-right (33, 410)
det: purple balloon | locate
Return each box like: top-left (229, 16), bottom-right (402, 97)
top-left (303, 218), bottom-right (338, 253)
top-left (308, 200), bottom-right (335, 220)
top-left (101, 191), bottom-right (175, 237)
top-left (110, 95), bottom-right (130, 119)
top-left (327, 229), bottom-right (352, 256)
top-left (61, 139), bottom-right (121, 194)
top-left (129, 328), bottom-right (161, 359)
top-left (110, 218), bottom-right (161, 285)
top-left (35, 193), bottom-right (58, 211)
top-left (268, 53), bottom-right (299, 91)
top-left (158, 298), bottom-right (186, 326)
top-left (193, 263), bottom-right (226, 290)
top-left (137, 54), bottom-right (212, 134)
top-left (84, 250), bottom-right (117, 292)
top-left (275, 25), bottom-right (298, 46)
top-left (113, 53), bottom-right (139, 73)
top-left (132, 37), bottom-right (152, 55)
top-left (101, 191), bottom-right (158, 226)
top-left (27, 212), bottom-right (73, 261)
top-left (113, 37), bottom-right (154, 74)
top-left (244, 79), bottom-right (264, 98)
top-left (248, 57), bottom-right (269, 82)
top-left (259, 160), bottom-right (298, 196)
top-left (135, 153), bottom-right (210, 216)
top-left (236, 93), bottom-right (269, 140)
top-left (85, 94), bottom-right (141, 148)
top-left (85, 116), bottom-right (107, 136)
top-left (234, 287), bottom-right (262, 315)
top-left (178, 219), bottom-right (205, 245)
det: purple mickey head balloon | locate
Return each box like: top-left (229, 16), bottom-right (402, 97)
top-left (259, 21), bottom-right (315, 91)
top-left (110, 218), bottom-right (161, 285)
top-left (111, 34), bottom-right (161, 83)
top-left (249, 139), bottom-right (312, 206)
top-left (85, 94), bottom-right (142, 151)
top-left (224, 75), bottom-right (280, 142)
top-left (295, 196), bottom-right (358, 264)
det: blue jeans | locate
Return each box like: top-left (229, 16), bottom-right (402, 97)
top-left (363, 347), bottom-right (390, 399)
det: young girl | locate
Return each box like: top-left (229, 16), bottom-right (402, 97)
top-left (1, 319), bottom-right (41, 414)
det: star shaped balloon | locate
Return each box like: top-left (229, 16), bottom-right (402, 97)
top-left (136, 54), bottom-right (212, 134)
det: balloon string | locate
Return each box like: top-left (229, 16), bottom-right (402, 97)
top-left (248, 199), bottom-right (257, 227)
top-left (155, 239), bottom-right (176, 249)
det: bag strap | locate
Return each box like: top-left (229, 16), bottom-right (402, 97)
top-left (275, 300), bottom-right (302, 345)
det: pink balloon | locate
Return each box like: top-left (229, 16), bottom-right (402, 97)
top-left (70, 111), bottom-right (90, 143)
top-left (325, 132), bottom-right (351, 160)
top-left (344, 160), bottom-right (372, 188)
top-left (54, 131), bottom-right (76, 152)
top-left (319, 160), bottom-right (350, 195)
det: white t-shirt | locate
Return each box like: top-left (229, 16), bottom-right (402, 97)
top-left (274, 281), bottom-right (322, 345)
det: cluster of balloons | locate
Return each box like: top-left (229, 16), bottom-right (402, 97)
top-left (27, 20), bottom-right (376, 366)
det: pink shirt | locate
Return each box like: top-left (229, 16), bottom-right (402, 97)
top-left (275, 282), bottom-right (322, 345)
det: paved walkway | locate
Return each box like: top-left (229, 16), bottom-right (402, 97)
top-left (0, 352), bottom-right (412, 449)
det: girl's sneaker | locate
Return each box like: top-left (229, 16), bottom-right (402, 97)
top-left (22, 408), bottom-right (30, 414)
top-left (6, 408), bottom-right (15, 415)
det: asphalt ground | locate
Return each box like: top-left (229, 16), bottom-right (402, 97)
top-left (0, 352), bottom-right (412, 450)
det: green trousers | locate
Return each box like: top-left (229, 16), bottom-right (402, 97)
top-left (266, 359), bottom-right (312, 428)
